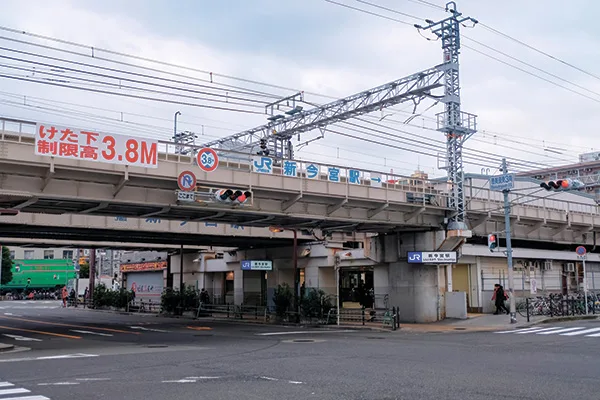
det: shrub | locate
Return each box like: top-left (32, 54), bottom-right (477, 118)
top-left (160, 284), bottom-right (200, 315)
top-left (300, 288), bottom-right (333, 320)
top-left (273, 283), bottom-right (293, 318)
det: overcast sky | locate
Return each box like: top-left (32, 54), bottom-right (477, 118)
top-left (0, 0), bottom-right (598, 179)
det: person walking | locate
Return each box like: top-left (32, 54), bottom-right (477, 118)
top-left (492, 284), bottom-right (509, 315)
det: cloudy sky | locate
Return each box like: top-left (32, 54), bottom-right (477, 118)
top-left (0, 0), bottom-right (597, 179)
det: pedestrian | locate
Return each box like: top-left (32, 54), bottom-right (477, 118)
top-left (492, 283), bottom-right (509, 315)
top-left (61, 286), bottom-right (68, 308)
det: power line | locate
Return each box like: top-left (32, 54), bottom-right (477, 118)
top-left (0, 23), bottom-right (585, 158)
top-left (353, 0), bottom-right (422, 20)
top-left (0, 74), bottom-right (265, 114)
top-left (323, 0), bottom-right (413, 25)
top-left (0, 44), bottom-right (277, 102)
top-left (463, 35), bottom-right (600, 100)
top-left (462, 43), bottom-right (600, 105)
top-left (0, 61), bottom-right (268, 109)
top-left (0, 22), bottom-right (582, 170)
top-left (479, 23), bottom-right (600, 84)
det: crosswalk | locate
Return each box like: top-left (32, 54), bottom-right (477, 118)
top-left (494, 325), bottom-right (600, 338)
top-left (0, 380), bottom-right (49, 399)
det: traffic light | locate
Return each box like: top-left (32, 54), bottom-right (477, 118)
top-left (213, 189), bottom-right (252, 204)
top-left (488, 233), bottom-right (499, 252)
top-left (540, 178), bottom-right (584, 191)
top-left (257, 138), bottom-right (270, 156)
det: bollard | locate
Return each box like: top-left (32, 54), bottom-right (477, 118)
top-left (361, 306), bottom-right (365, 326)
top-left (526, 297), bottom-right (530, 323)
top-left (392, 306), bottom-right (397, 331)
top-left (227, 304), bottom-right (230, 318)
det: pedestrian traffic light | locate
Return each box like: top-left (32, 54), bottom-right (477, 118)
top-left (488, 233), bottom-right (499, 252)
top-left (213, 189), bottom-right (252, 204)
top-left (540, 178), bottom-right (584, 191)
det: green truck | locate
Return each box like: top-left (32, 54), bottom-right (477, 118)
top-left (2, 259), bottom-right (77, 291)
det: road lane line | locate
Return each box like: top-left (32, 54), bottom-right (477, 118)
top-left (162, 379), bottom-right (197, 383)
top-left (38, 382), bottom-right (79, 386)
top-left (0, 382), bottom-right (14, 387)
top-left (75, 378), bottom-right (111, 381)
top-left (186, 326), bottom-right (212, 331)
top-left (1, 396), bottom-right (50, 400)
top-left (129, 326), bottom-right (170, 333)
top-left (70, 330), bottom-right (114, 337)
top-left (0, 353), bottom-right (98, 363)
top-left (0, 388), bottom-right (30, 395)
top-left (256, 330), bottom-right (356, 336)
top-left (0, 316), bottom-right (140, 335)
top-left (0, 325), bottom-right (80, 339)
top-left (3, 334), bottom-right (42, 342)
top-left (259, 376), bottom-right (279, 381)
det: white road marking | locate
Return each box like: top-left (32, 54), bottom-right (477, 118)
top-left (537, 327), bottom-right (584, 335)
top-left (129, 326), bottom-right (170, 333)
top-left (0, 388), bottom-right (30, 395)
top-left (288, 381), bottom-right (303, 384)
top-left (162, 379), bottom-right (197, 383)
top-left (4, 313), bottom-right (13, 316)
top-left (514, 327), bottom-right (564, 334)
top-left (75, 378), bottom-right (111, 381)
top-left (494, 327), bottom-right (544, 334)
top-left (0, 353), bottom-right (98, 363)
top-left (1, 396), bottom-right (50, 400)
top-left (561, 327), bottom-right (600, 336)
top-left (259, 376), bottom-right (279, 381)
top-left (256, 330), bottom-right (355, 336)
top-left (70, 330), bottom-right (114, 337)
top-left (3, 334), bottom-right (42, 342)
top-left (185, 376), bottom-right (222, 380)
top-left (37, 382), bottom-right (79, 386)
top-left (0, 382), bottom-right (14, 387)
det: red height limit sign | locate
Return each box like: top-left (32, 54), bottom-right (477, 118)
top-left (35, 123), bottom-right (159, 168)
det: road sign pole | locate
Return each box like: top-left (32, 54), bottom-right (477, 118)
top-left (501, 158), bottom-right (517, 324)
top-left (583, 256), bottom-right (589, 315)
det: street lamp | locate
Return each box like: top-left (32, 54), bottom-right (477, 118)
top-left (269, 226), bottom-right (299, 322)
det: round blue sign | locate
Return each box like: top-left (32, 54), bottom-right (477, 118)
top-left (576, 246), bottom-right (587, 256)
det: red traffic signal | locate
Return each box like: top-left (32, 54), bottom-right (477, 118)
top-left (213, 189), bottom-right (252, 204)
top-left (540, 178), bottom-right (584, 191)
top-left (488, 233), bottom-right (499, 252)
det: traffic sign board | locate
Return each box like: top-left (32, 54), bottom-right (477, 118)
top-left (576, 246), bottom-right (587, 256)
top-left (490, 173), bottom-right (515, 192)
top-left (197, 148), bottom-right (219, 172)
top-left (177, 170), bottom-right (197, 192)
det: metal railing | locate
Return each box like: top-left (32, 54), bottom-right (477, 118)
top-left (520, 293), bottom-right (600, 322)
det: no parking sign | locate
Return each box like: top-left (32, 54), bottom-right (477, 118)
top-left (197, 147), bottom-right (219, 172)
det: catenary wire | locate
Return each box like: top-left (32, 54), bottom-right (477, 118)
top-left (0, 25), bottom-right (585, 157)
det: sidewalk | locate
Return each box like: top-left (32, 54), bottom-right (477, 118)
top-left (397, 313), bottom-right (547, 333)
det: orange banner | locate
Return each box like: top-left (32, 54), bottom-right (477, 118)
top-left (120, 261), bottom-right (167, 273)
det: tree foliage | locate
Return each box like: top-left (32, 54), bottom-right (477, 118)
top-left (78, 262), bottom-right (89, 279)
top-left (1, 246), bottom-right (13, 285)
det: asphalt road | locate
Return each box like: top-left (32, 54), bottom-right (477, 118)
top-left (0, 300), bottom-right (599, 400)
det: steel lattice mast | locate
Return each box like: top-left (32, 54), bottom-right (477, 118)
top-left (416, 1), bottom-right (478, 231)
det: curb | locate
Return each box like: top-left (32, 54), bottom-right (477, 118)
top-left (535, 315), bottom-right (599, 324)
top-left (0, 343), bottom-right (15, 353)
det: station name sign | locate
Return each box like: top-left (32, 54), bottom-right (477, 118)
top-left (407, 251), bottom-right (458, 264)
top-left (241, 260), bottom-right (272, 271)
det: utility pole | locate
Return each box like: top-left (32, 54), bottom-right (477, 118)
top-left (416, 2), bottom-right (478, 231)
top-left (500, 158), bottom-right (517, 323)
